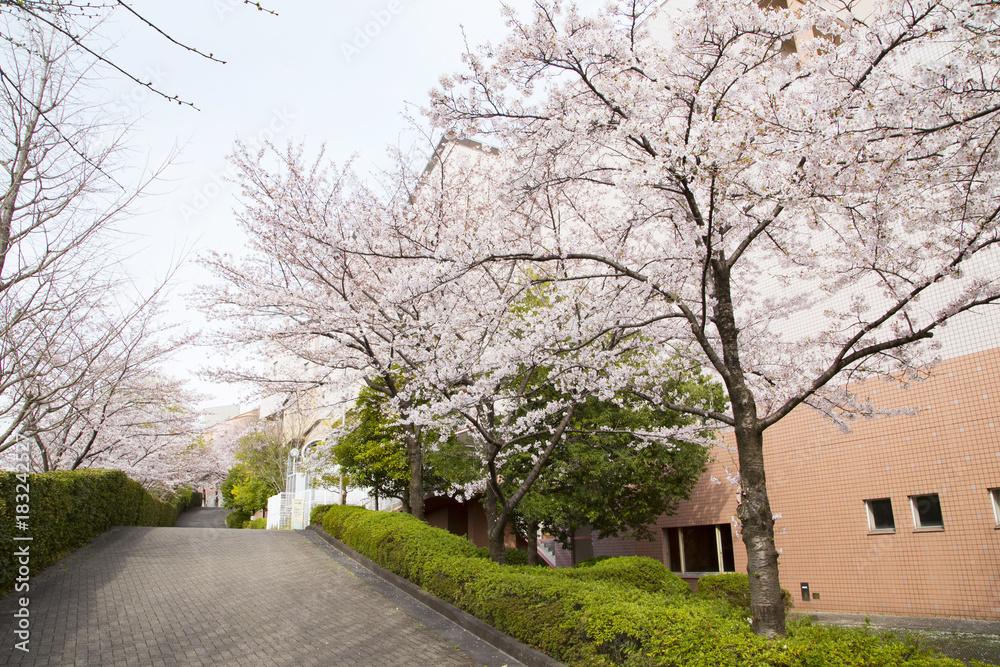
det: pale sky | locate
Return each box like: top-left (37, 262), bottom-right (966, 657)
top-left (85, 0), bottom-right (601, 411)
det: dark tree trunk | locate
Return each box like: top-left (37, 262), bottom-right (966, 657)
top-left (373, 493), bottom-right (379, 512)
top-left (712, 257), bottom-right (786, 636)
top-left (734, 423), bottom-right (785, 637)
top-left (404, 424), bottom-right (424, 520)
top-left (340, 476), bottom-right (347, 505)
top-left (401, 487), bottom-right (411, 514)
top-left (526, 520), bottom-right (539, 566)
top-left (483, 483), bottom-right (507, 564)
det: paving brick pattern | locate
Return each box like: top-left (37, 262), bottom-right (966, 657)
top-left (0, 525), bottom-right (477, 666)
top-left (174, 508), bottom-right (230, 528)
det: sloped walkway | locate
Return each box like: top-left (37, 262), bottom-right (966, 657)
top-left (0, 523), bottom-right (483, 666)
top-left (174, 507), bottom-right (230, 528)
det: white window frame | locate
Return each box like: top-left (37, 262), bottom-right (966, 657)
top-left (665, 525), bottom-right (733, 576)
top-left (990, 488), bottom-right (1000, 527)
top-left (910, 493), bottom-right (944, 530)
top-left (865, 498), bottom-right (895, 533)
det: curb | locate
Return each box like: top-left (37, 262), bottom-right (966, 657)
top-left (795, 611), bottom-right (1000, 636)
top-left (306, 524), bottom-right (566, 667)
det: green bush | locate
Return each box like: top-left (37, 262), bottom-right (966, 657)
top-left (0, 470), bottom-right (178, 595)
top-left (696, 572), bottom-right (794, 613)
top-left (315, 505), bottom-right (965, 667)
top-left (505, 547), bottom-right (528, 565)
top-left (562, 556), bottom-right (691, 598)
top-left (247, 518), bottom-right (267, 529)
top-left (226, 509), bottom-right (251, 528)
top-left (310, 503), bottom-right (335, 526)
top-left (575, 555), bottom-right (614, 568)
top-left (472, 545), bottom-right (530, 565)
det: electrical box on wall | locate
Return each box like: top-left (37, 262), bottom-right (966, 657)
top-left (801, 582), bottom-right (811, 601)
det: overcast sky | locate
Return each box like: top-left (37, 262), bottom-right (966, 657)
top-left (86, 0), bottom-right (605, 411)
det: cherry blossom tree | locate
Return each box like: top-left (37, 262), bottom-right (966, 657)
top-left (207, 136), bottom-right (729, 562)
top-left (199, 142), bottom-right (451, 519)
top-left (19, 307), bottom-right (202, 487)
top-left (183, 408), bottom-right (261, 498)
top-left (422, 0), bottom-right (1000, 636)
top-left (331, 141), bottom-right (723, 563)
top-left (0, 25), bottom-right (201, 489)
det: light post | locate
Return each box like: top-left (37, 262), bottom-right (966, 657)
top-left (288, 447), bottom-right (299, 494)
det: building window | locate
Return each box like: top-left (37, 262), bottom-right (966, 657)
top-left (991, 488), bottom-right (1000, 526)
top-left (910, 494), bottom-right (944, 530)
top-left (664, 524), bottom-right (736, 575)
top-left (865, 498), bottom-right (895, 532)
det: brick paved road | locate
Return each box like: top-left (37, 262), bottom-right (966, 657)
top-left (174, 508), bottom-right (230, 528)
top-left (0, 525), bottom-right (479, 666)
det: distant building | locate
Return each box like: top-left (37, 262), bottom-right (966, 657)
top-left (202, 404), bottom-right (241, 427)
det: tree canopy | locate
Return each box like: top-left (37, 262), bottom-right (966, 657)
top-left (419, 0), bottom-right (1000, 636)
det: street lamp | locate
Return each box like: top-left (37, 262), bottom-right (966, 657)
top-left (288, 447), bottom-right (300, 493)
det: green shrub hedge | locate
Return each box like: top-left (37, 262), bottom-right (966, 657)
top-left (0, 470), bottom-right (179, 594)
top-left (317, 505), bottom-right (965, 667)
top-left (696, 573), bottom-right (794, 613)
top-left (310, 503), bottom-right (335, 526)
top-left (247, 518), bottom-right (267, 529)
top-left (226, 509), bottom-right (251, 528)
top-left (472, 545), bottom-right (531, 565)
top-left (166, 486), bottom-right (203, 517)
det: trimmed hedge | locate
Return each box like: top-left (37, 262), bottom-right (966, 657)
top-left (696, 573), bottom-right (794, 613)
top-left (318, 505), bottom-right (966, 667)
top-left (472, 545), bottom-right (531, 565)
top-left (0, 470), bottom-right (179, 594)
top-left (167, 487), bottom-right (203, 517)
top-left (226, 509), bottom-right (251, 528)
top-left (310, 503), bottom-right (335, 526)
top-left (247, 518), bottom-right (267, 529)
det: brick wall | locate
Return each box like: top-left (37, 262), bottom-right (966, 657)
top-left (644, 347), bottom-right (1000, 619)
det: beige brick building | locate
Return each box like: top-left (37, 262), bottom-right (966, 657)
top-left (585, 346), bottom-right (1000, 619)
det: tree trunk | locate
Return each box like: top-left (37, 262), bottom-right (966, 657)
top-left (526, 520), bottom-right (539, 566)
top-left (400, 487), bottom-right (411, 514)
top-left (734, 424), bottom-right (785, 636)
top-left (483, 484), bottom-right (507, 564)
top-left (340, 476), bottom-right (347, 505)
top-left (712, 257), bottom-right (786, 636)
top-left (373, 493), bottom-right (379, 512)
top-left (404, 424), bottom-right (424, 520)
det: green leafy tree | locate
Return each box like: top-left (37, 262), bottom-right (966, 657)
top-left (330, 386), bottom-right (479, 510)
top-left (232, 423), bottom-right (289, 496)
top-left (331, 387), bottom-right (409, 510)
top-left (219, 421), bottom-right (290, 523)
top-left (220, 464), bottom-right (267, 516)
top-left (504, 361), bottom-right (727, 561)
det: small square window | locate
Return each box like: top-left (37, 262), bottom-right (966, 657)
top-left (990, 489), bottom-right (1000, 526)
top-left (910, 494), bottom-right (944, 529)
top-left (866, 498), bottom-right (895, 532)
